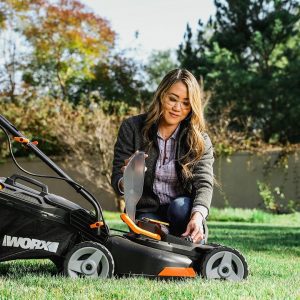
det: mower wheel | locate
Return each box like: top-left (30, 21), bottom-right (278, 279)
top-left (200, 247), bottom-right (248, 281)
top-left (63, 241), bottom-right (114, 278)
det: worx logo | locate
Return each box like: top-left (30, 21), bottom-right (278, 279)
top-left (2, 235), bottom-right (59, 253)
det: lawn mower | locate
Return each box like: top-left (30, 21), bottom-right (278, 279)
top-left (0, 114), bottom-right (248, 280)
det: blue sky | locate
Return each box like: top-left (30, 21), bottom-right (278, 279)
top-left (80, 0), bottom-right (216, 58)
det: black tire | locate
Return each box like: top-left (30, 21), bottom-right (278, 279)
top-left (200, 246), bottom-right (248, 281)
top-left (63, 241), bottom-right (114, 278)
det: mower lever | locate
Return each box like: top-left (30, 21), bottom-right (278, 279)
top-left (90, 221), bottom-right (104, 229)
top-left (14, 137), bottom-right (38, 145)
top-left (120, 213), bottom-right (161, 240)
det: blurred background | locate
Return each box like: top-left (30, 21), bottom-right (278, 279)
top-left (0, 0), bottom-right (299, 214)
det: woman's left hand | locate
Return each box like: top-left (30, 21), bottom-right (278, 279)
top-left (181, 212), bottom-right (204, 243)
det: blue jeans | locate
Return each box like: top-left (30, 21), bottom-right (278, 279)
top-left (136, 196), bottom-right (192, 236)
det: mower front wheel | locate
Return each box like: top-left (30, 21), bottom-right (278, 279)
top-left (200, 247), bottom-right (248, 281)
top-left (64, 241), bottom-right (114, 278)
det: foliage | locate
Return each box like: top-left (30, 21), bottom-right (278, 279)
top-left (144, 49), bottom-right (179, 91)
top-left (0, 98), bottom-right (126, 208)
top-left (0, 0), bottom-right (115, 103)
top-left (0, 99), bottom-right (66, 158)
top-left (0, 6), bottom-right (5, 29)
top-left (0, 0), bottom-right (34, 102)
top-left (257, 180), bottom-right (299, 214)
top-left (86, 52), bottom-right (147, 108)
top-left (22, 0), bottom-right (115, 101)
top-left (52, 103), bottom-right (121, 196)
top-left (178, 0), bottom-right (300, 143)
top-left (98, 100), bottom-right (130, 116)
top-left (206, 103), bottom-right (300, 157)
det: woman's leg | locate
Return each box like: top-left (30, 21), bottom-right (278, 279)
top-left (167, 196), bottom-right (192, 235)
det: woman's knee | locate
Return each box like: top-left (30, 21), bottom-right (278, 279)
top-left (167, 196), bottom-right (192, 223)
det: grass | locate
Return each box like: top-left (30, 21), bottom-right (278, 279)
top-left (208, 207), bottom-right (300, 225)
top-left (104, 207), bottom-right (300, 226)
top-left (0, 209), bottom-right (300, 300)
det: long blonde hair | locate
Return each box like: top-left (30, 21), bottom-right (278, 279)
top-left (142, 68), bottom-right (207, 179)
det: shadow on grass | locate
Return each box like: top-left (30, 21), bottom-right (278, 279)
top-left (0, 259), bottom-right (58, 277)
top-left (208, 223), bottom-right (300, 256)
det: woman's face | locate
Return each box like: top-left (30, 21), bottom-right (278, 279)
top-left (160, 81), bottom-right (191, 126)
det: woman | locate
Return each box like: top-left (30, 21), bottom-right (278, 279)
top-left (111, 69), bottom-right (214, 243)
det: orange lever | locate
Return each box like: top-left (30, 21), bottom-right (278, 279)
top-left (120, 213), bottom-right (161, 240)
top-left (14, 137), bottom-right (30, 144)
top-left (90, 221), bottom-right (104, 229)
top-left (14, 137), bottom-right (38, 145)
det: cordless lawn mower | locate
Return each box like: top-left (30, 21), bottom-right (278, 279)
top-left (0, 114), bottom-right (248, 280)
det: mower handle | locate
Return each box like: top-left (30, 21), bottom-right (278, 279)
top-left (0, 114), bottom-right (106, 235)
top-left (5, 174), bottom-right (49, 194)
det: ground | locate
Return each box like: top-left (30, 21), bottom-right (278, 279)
top-left (0, 211), bottom-right (299, 300)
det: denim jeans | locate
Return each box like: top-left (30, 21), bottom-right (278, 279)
top-left (136, 196), bottom-right (192, 236)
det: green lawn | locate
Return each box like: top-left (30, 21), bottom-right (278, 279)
top-left (0, 212), bottom-right (300, 300)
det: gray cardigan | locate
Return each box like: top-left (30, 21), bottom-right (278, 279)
top-left (111, 113), bottom-right (214, 214)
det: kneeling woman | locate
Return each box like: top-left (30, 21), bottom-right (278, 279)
top-left (111, 69), bottom-right (214, 243)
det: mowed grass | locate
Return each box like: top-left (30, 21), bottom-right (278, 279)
top-left (0, 211), bottom-right (300, 300)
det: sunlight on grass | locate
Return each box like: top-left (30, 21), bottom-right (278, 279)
top-left (0, 210), bottom-right (299, 299)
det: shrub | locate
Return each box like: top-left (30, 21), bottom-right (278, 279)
top-left (0, 98), bottom-right (124, 209)
top-left (1, 99), bottom-right (66, 158)
top-left (257, 180), bottom-right (299, 214)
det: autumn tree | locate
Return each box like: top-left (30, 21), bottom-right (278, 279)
top-left (20, 0), bottom-right (115, 102)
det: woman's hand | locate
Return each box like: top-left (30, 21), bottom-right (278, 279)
top-left (181, 212), bottom-right (204, 243)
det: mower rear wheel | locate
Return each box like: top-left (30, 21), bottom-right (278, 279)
top-left (64, 241), bottom-right (114, 278)
top-left (200, 247), bottom-right (248, 281)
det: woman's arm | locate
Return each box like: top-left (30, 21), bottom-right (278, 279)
top-left (190, 133), bottom-right (214, 213)
top-left (182, 133), bottom-right (214, 243)
top-left (111, 119), bottom-right (135, 195)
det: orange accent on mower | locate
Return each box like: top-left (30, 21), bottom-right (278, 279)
top-left (90, 221), bottom-right (104, 229)
top-left (158, 267), bottom-right (196, 277)
top-left (120, 213), bottom-right (161, 240)
top-left (14, 137), bottom-right (38, 145)
top-left (14, 137), bottom-right (30, 144)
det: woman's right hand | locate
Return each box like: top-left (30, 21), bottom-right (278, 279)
top-left (120, 156), bottom-right (133, 174)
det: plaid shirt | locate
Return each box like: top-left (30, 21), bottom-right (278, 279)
top-left (153, 125), bottom-right (184, 204)
top-left (114, 114), bottom-right (212, 219)
top-left (153, 125), bottom-right (208, 218)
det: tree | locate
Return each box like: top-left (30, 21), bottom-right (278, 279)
top-left (0, 0), bottom-right (36, 102)
top-left (95, 53), bottom-right (143, 106)
top-left (144, 49), bottom-right (178, 91)
top-left (178, 0), bottom-right (300, 143)
top-left (0, 34), bottom-right (18, 102)
top-left (0, 3), bottom-right (6, 29)
top-left (72, 51), bottom-right (146, 108)
top-left (20, 0), bottom-right (115, 101)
